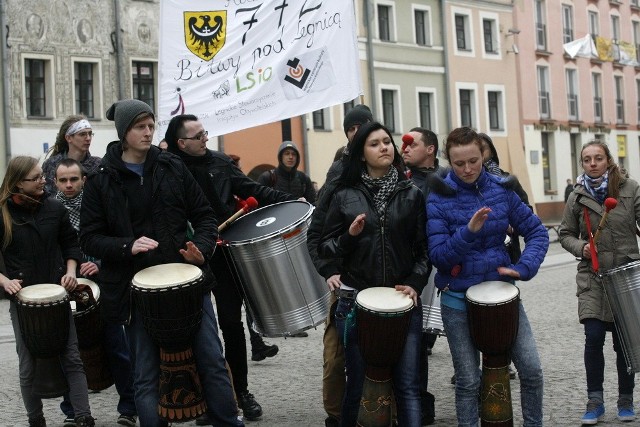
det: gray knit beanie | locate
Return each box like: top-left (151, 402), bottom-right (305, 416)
top-left (106, 99), bottom-right (155, 141)
top-left (343, 104), bottom-right (373, 136)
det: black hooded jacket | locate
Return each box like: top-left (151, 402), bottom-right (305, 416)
top-left (257, 141), bottom-right (316, 203)
top-left (79, 142), bottom-right (217, 323)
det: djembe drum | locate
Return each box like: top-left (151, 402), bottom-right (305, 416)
top-left (466, 281), bottom-right (520, 427)
top-left (70, 278), bottom-right (114, 391)
top-left (15, 283), bottom-right (71, 398)
top-left (355, 287), bottom-right (414, 427)
top-left (131, 263), bottom-right (207, 422)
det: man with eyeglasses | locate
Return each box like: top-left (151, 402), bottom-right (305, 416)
top-left (43, 115), bottom-right (102, 195)
top-left (164, 114), bottom-right (296, 424)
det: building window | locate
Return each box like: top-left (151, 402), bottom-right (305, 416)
top-left (381, 89), bottom-right (397, 133)
top-left (537, 66), bottom-right (551, 119)
top-left (343, 100), bottom-right (355, 118)
top-left (483, 19), bottom-right (497, 54)
top-left (132, 61), bottom-right (155, 110)
top-left (541, 133), bottom-right (554, 192)
top-left (418, 92), bottom-right (432, 130)
top-left (414, 9), bottom-right (430, 46)
top-left (74, 62), bottom-right (94, 118)
top-left (562, 5), bottom-right (574, 44)
top-left (615, 76), bottom-right (625, 124)
top-left (459, 89), bottom-right (473, 128)
top-left (589, 11), bottom-right (599, 37)
top-left (487, 91), bottom-right (503, 131)
top-left (634, 21), bottom-right (640, 62)
top-left (455, 14), bottom-right (470, 51)
top-left (312, 110), bottom-right (325, 130)
top-left (566, 69), bottom-right (579, 121)
top-left (592, 73), bottom-right (603, 123)
top-left (535, 0), bottom-right (547, 50)
top-left (25, 58), bottom-right (46, 117)
top-left (611, 15), bottom-right (620, 41)
top-left (636, 80), bottom-right (640, 124)
top-left (378, 4), bottom-right (391, 42)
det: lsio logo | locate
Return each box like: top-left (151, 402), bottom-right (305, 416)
top-left (284, 58), bottom-right (310, 89)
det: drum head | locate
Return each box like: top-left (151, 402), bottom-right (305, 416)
top-left (465, 281), bottom-right (519, 304)
top-left (220, 201), bottom-right (312, 244)
top-left (356, 287), bottom-right (413, 313)
top-left (77, 278), bottom-right (100, 301)
top-left (132, 263), bottom-right (202, 290)
top-left (17, 283), bottom-right (67, 303)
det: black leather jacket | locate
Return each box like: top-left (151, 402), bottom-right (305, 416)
top-left (316, 178), bottom-right (429, 294)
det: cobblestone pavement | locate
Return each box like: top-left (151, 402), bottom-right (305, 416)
top-left (0, 239), bottom-right (638, 425)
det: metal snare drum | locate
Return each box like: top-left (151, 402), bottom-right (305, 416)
top-left (420, 270), bottom-right (445, 336)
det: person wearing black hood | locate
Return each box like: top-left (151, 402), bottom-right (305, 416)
top-left (79, 101), bottom-right (243, 427)
top-left (164, 114), bottom-right (296, 423)
top-left (257, 140), bottom-right (316, 204)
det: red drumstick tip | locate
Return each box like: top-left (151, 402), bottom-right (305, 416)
top-left (401, 134), bottom-right (413, 152)
top-left (604, 197), bottom-right (617, 211)
top-left (245, 197), bottom-right (259, 211)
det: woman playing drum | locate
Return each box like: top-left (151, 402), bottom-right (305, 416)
top-left (558, 140), bottom-right (639, 424)
top-left (315, 121), bottom-right (429, 426)
top-left (426, 127), bottom-right (548, 427)
top-left (0, 156), bottom-right (95, 426)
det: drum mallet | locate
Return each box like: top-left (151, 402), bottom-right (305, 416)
top-left (218, 196), bottom-right (258, 232)
top-left (593, 197), bottom-right (618, 244)
top-left (401, 134), bottom-right (413, 152)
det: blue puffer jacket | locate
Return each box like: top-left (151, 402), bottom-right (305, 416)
top-left (426, 169), bottom-right (549, 294)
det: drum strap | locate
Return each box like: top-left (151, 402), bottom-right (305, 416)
top-left (583, 207), bottom-right (599, 272)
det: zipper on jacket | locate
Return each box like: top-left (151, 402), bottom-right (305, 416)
top-left (140, 176), bottom-right (144, 185)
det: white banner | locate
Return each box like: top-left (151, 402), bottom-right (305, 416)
top-left (158, 0), bottom-right (362, 137)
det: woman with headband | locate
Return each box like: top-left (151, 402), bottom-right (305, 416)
top-left (42, 115), bottom-right (102, 195)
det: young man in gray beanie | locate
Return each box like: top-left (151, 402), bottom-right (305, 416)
top-left (80, 100), bottom-right (244, 427)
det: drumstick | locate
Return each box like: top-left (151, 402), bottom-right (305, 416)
top-left (593, 197), bottom-right (618, 244)
top-left (218, 197), bottom-right (258, 232)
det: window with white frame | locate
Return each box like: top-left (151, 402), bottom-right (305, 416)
top-left (377, 3), bottom-right (394, 42)
top-left (24, 55), bottom-right (54, 118)
top-left (73, 61), bottom-right (98, 118)
top-left (615, 75), bottom-right (625, 124)
top-left (589, 11), bottom-right (599, 37)
top-left (414, 7), bottom-right (431, 46)
top-left (592, 73), bottom-right (603, 123)
top-left (418, 92), bottom-right (433, 130)
top-left (482, 18), bottom-right (498, 54)
top-left (566, 69), bottom-right (579, 121)
top-left (381, 88), bottom-right (398, 133)
top-left (562, 4), bottom-right (574, 44)
top-left (312, 108), bottom-right (330, 130)
top-left (487, 90), bottom-right (504, 131)
top-left (132, 61), bottom-right (156, 110)
top-left (537, 66), bottom-right (551, 119)
top-left (455, 14), bottom-right (471, 51)
top-left (535, 0), bottom-right (547, 50)
top-left (459, 89), bottom-right (475, 128)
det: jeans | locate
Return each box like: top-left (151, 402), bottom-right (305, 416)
top-left (335, 296), bottom-right (422, 427)
top-left (61, 322), bottom-right (136, 418)
top-left (10, 301), bottom-right (92, 421)
top-left (442, 303), bottom-right (543, 427)
top-left (127, 294), bottom-right (243, 427)
top-left (583, 318), bottom-right (635, 398)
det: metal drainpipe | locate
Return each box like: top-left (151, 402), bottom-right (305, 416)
top-left (0, 1), bottom-right (11, 166)
top-left (363, 0), bottom-right (376, 115)
top-left (114, 0), bottom-right (125, 99)
top-left (441, 0), bottom-right (452, 132)
top-left (301, 114), bottom-right (310, 174)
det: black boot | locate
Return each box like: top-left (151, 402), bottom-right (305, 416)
top-left (250, 329), bottom-right (279, 361)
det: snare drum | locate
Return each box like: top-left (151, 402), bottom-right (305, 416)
top-left (220, 200), bottom-right (330, 337)
top-left (70, 278), bottom-right (113, 391)
top-left (15, 283), bottom-right (70, 398)
top-left (355, 287), bottom-right (414, 427)
top-left (421, 270), bottom-right (445, 336)
top-left (466, 281), bottom-right (520, 426)
top-left (131, 263), bottom-right (207, 422)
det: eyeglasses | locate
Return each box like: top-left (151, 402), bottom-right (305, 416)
top-left (22, 174), bottom-right (46, 182)
top-left (181, 130), bottom-right (208, 141)
top-left (75, 131), bottom-right (94, 138)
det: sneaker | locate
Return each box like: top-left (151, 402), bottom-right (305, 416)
top-left (63, 417), bottom-right (75, 427)
top-left (617, 397), bottom-right (636, 422)
top-left (238, 391), bottom-right (263, 420)
top-left (290, 331), bottom-right (308, 337)
top-left (581, 400), bottom-right (605, 425)
top-left (251, 341), bottom-right (279, 362)
top-left (195, 414), bottom-right (211, 425)
top-left (117, 414), bottom-right (137, 426)
top-left (325, 416), bottom-right (339, 427)
top-left (75, 416), bottom-right (95, 427)
top-left (28, 416), bottom-right (46, 427)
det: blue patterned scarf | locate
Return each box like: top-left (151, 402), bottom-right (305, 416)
top-left (577, 171), bottom-right (609, 204)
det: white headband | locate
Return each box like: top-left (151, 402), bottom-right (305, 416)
top-left (65, 119), bottom-right (92, 136)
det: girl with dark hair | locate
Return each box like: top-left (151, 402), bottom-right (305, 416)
top-left (314, 121), bottom-right (429, 426)
top-left (42, 115), bottom-right (101, 195)
top-left (559, 140), bottom-right (639, 424)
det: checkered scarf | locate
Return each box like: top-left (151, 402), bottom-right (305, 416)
top-left (360, 166), bottom-right (398, 219)
top-left (55, 191), bottom-right (82, 231)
